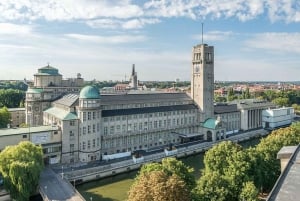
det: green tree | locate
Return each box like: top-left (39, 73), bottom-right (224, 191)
top-left (239, 181), bottom-right (259, 201)
top-left (263, 90), bottom-right (278, 102)
top-left (0, 141), bottom-right (44, 201)
top-left (193, 171), bottom-right (230, 201)
top-left (272, 97), bottom-right (289, 107)
top-left (139, 157), bottom-right (195, 190)
top-left (254, 123), bottom-right (300, 191)
top-left (214, 96), bottom-right (227, 102)
top-left (0, 107), bottom-right (11, 128)
top-left (0, 89), bottom-right (25, 108)
top-left (200, 141), bottom-right (252, 200)
top-left (127, 171), bottom-right (190, 201)
top-left (227, 87), bottom-right (236, 101)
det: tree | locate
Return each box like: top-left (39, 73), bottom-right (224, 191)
top-left (0, 141), bottom-right (44, 201)
top-left (272, 97), bottom-right (289, 107)
top-left (239, 181), bottom-right (259, 201)
top-left (0, 107), bottom-right (11, 128)
top-left (193, 171), bottom-right (230, 201)
top-left (0, 89), bottom-right (25, 108)
top-left (254, 123), bottom-right (300, 191)
top-left (127, 171), bottom-right (190, 201)
top-left (227, 87), bottom-right (237, 101)
top-left (139, 157), bottom-right (196, 189)
top-left (199, 141), bottom-right (252, 200)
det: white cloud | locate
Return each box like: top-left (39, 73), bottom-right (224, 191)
top-left (0, 23), bottom-right (33, 35)
top-left (0, 0), bottom-right (299, 29)
top-left (244, 32), bottom-right (300, 54)
top-left (87, 18), bottom-right (161, 29)
top-left (193, 31), bottom-right (235, 42)
top-left (65, 33), bottom-right (147, 44)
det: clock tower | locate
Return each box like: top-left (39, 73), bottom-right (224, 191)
top-left (191, 44), bottom-right (214, 122)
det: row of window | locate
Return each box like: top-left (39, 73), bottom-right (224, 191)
top-left (80, 138), bottom-right (100, 151)
top-left (103, 109), bottom-right (197, 123)
top-left (103, 117), bottom-right (196, 135)
top-left (81, 123), bottom-right (100, 135)
top-left (102, 101), bottom-right (192, 110)
top-left (80, 111), bottom-right (101, 121)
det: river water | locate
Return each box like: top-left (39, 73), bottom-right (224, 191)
top-left (77, 138), bottom-right (261, 201)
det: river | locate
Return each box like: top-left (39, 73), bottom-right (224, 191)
top-left (77, 137), bottom-right (261, 201)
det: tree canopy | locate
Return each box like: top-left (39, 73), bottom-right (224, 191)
top-left (0, 89), bottom-right (25, 108)
top-left (128, 157), bottom-right (195, 201)
top-left (0, 107), bottom-right (11, 128)
top-left (0, 141), bottom-right (44, 201)
top-left (127, 171), bottom-right (190, 201)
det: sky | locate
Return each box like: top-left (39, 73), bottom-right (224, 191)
top-left (0, 0), bottom-right (300, 82)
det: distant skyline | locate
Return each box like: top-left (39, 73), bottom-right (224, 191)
top-left (0, 0), bottom-right (300, 81)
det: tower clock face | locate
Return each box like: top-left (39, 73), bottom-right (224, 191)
top-left (194, 64), bottom-right (200, 73)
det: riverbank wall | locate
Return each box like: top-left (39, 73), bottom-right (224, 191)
top-left (60, 129), bottom-right (269, 184)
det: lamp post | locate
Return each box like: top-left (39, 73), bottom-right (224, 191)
top-left (61, 165), bottom-right (64, 179)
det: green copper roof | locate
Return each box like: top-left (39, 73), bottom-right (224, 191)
top-left (203, 118), bottom-right (219, 129)
top-left (27, 88), bottom-right (43, 93)
top-left (37, 65), bottom-right (61, 75)
top-left (44, 107), bottom-right (78, 120)
top-left (79, 86), bottom-right (100, 99)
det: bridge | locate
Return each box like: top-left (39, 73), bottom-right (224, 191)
top-left (39, 167), bottom-right (85, 201)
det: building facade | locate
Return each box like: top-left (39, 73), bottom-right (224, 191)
top-left (231, 99), bottom-right (275, 131)
top-left (262, 107), bottom-right (294, 130)
top-left (0, 125), bottom-right (61, 164)
top-left (25, 65), bottom-right (84, 126)
top-left (191, 44), bottom-right (214, 122)
top-left (8, 108), bottom-right (26, 127)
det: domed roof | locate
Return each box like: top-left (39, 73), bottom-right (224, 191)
top-left (79, 86), bottom-right (100, 99)
top-left (203, 118), bottom-right (220, 129)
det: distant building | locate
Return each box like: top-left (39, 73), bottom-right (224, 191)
top-left (262, 107), bottom-right (294, 130)
top-left (25, 64), bottom-right (84, 126)
top-left (231, 99), bottom-right (275, 131)
top-left (8, 108), bottom-right (25, 127)
top-left (0, 125), bottom-right (61, 164)
top-left (214, 103), bottom-right (241, 136)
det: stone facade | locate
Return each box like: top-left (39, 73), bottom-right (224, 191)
top-left (8, 108), bottom-right (26, 127)
top-left (26, 65), bottom-right (84, 126)
top-left (191, 44), bottom-right (214, 122)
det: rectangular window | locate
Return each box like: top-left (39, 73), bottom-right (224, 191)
top-left (104, 127), bottom-right (108, 135)
top-left (82, 142), bottom-right (86, 150)
top-left (88, 112), bottom-right (91, 120)
top-left (93, 124), bottom-right (96, 133)
top-left (70, 121), bottom-right (75, 126)
top-left (83, 127), bottom-right (86, 134)
top-left (97, 138), bottom-right (100, 147)
top-left (87, 140), bottom-right (90, 149)
top-left (70, 144), bottom-right (74, 155)
top-left (83, 112), bottom-right (86, 121)
top-left (88, 125), bottom-right (91, 134)
top-left (93, 112), bottom-right (96, 120)
top-left (22, 134), bottom-right (27, 138)
top-left (93, 139), bottom-right (96, 148)
top-left (110, 126), bottom-right (114, 134)
top-left (97, 123), bottom-right (100, 132)
top-left (69, 131), bottom-right (74, 137)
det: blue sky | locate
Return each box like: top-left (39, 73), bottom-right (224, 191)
top-left (0, 0), bottom-right (300, 81)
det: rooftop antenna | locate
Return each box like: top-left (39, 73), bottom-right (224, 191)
top-left (201, 22), bottom-right (204, 45)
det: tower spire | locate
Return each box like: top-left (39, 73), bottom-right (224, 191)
top-left (132, 64), bottom-right (135, 76)
top-left (201, 22), bottom-right (204, 45)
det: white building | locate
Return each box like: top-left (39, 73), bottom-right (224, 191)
top-left (262, 107), bottom-right (294, 130)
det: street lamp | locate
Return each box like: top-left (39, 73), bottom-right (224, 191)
top-left (61, 165), bottom-right (64, 179)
